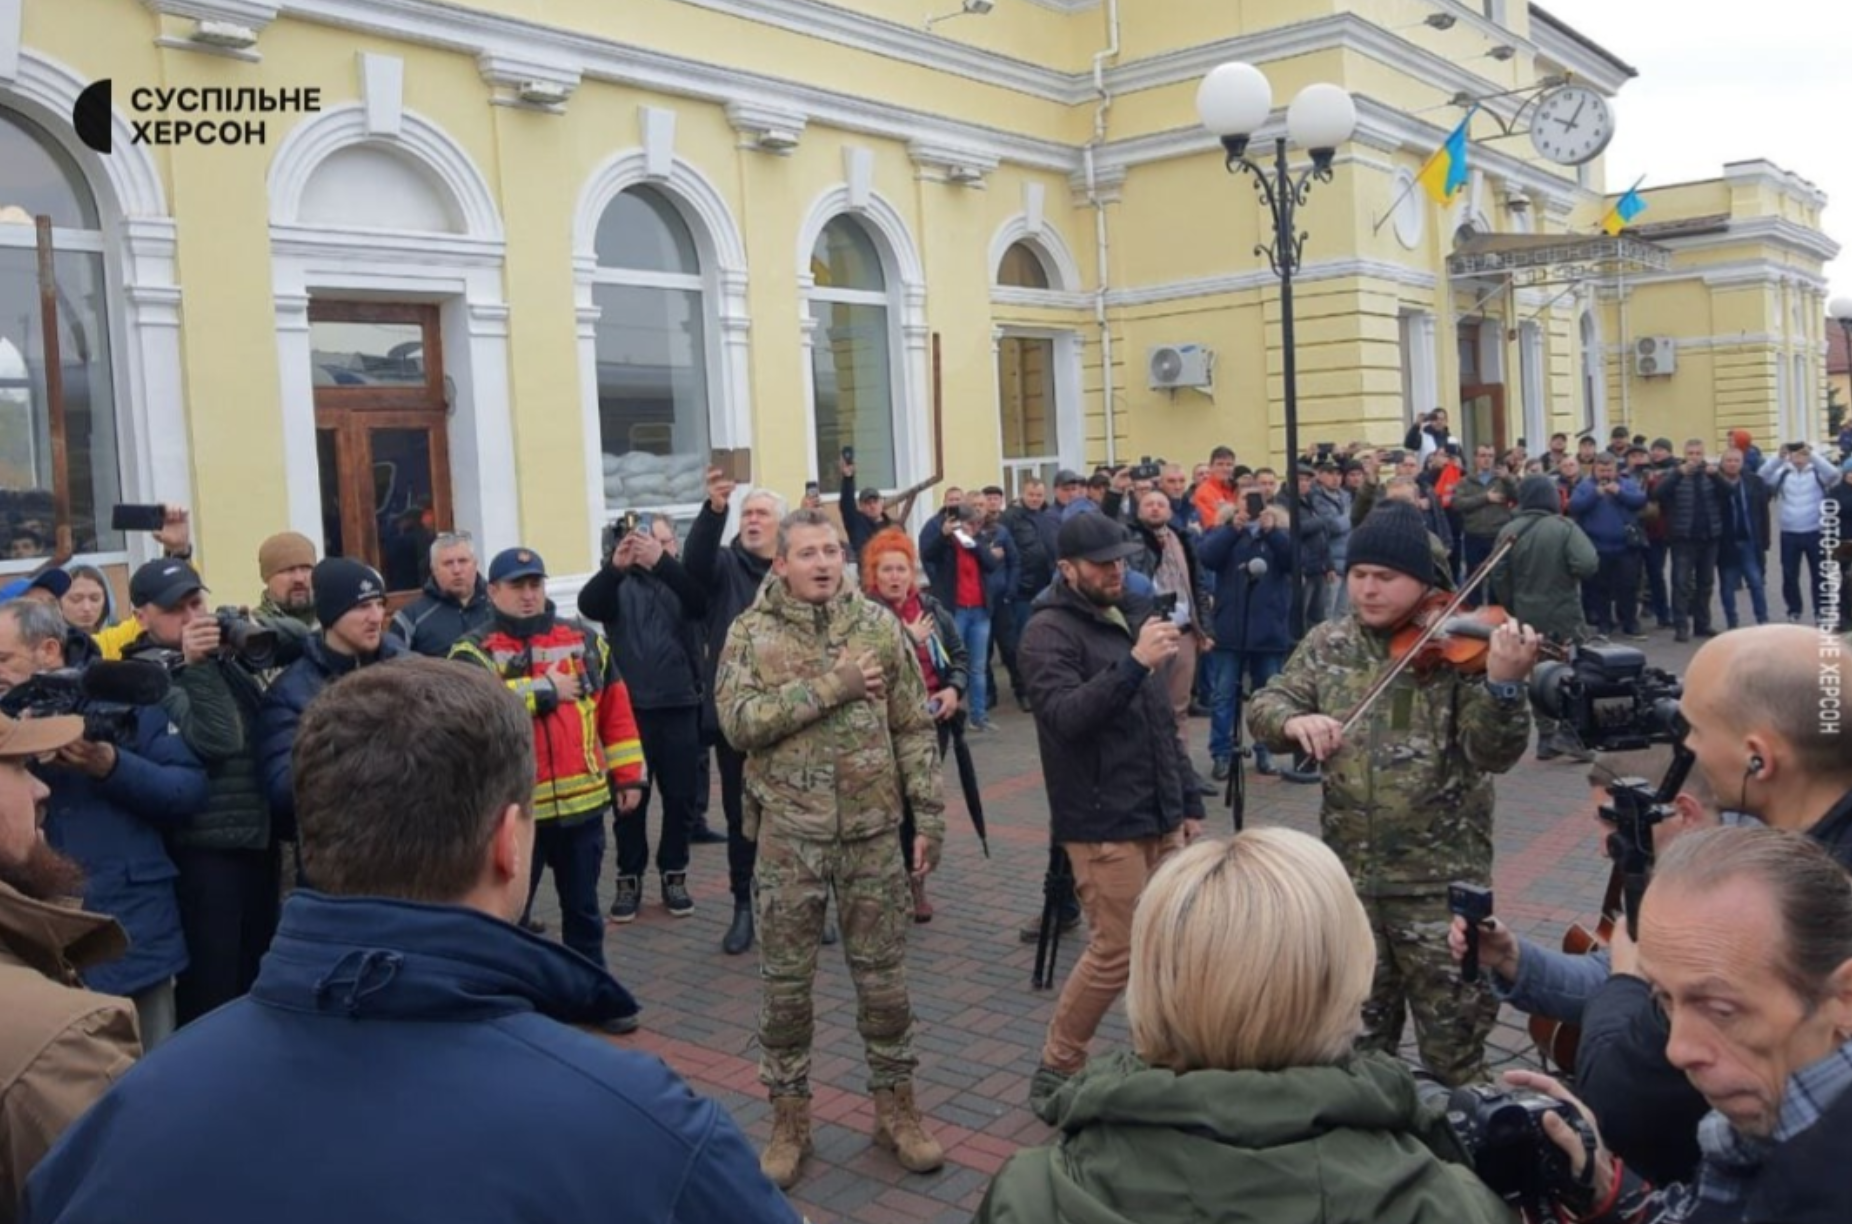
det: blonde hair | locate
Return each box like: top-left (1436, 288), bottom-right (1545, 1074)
top-left (1127, 828), bottom-right (1374, 1072)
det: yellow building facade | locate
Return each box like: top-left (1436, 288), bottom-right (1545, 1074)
top-left (0, 0), bottom-right (1836, 599)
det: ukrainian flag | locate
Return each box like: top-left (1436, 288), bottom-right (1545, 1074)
top-left (1416, 114), bottom-right (1473, 205)
top-left (1602, 186), bottom-right (1647, 236)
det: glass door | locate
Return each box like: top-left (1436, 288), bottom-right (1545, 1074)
top-left (999, 335), bottom-right (1061, 503)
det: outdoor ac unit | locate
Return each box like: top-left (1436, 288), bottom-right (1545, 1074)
top-left (1149, 344), bottom-right (1213, 391)
top-left (1634, 336), bottom-right (1677, 377)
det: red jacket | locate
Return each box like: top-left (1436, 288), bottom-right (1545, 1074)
top-left (452, 611), bottom-right (645, 823)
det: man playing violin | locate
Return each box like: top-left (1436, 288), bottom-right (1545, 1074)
top-left (1249, 500), bottom-right (1540, 1086)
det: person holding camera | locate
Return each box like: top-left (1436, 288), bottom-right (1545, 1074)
top-left (1509, 826), bottom-right (1852, 1224)
top-left (21, 659), bottom-right (799, 1224)
top-left (1653, 439), bottom-right (1726, 643)
top-left (1249, 501), bottom-right (1540, 1086)
top-left (1198, 496), bottom-right (1296, 783)
top-left (1759, 441), bottom-right (1840, 625)
top-left (1491, 475), bottom-right (1599, 760)
top-left (256, 560), bottom-right (407, 845)
top-left (1451, 444), bottom-right (1518, 609)
top-left (576, 515), bottom-right (710, 923)
top-left (920, 499), bottom-right (1002, 732)
top-left (978, 829), bottom-right (1510, 1224)
top-left (117, 559), bottom-right (283, 1026)
top-left (1570, 455), bottom-right (1650, 640)
top-left (1018, 514), bottom-right (1205, 1122)
top-left (0, 599), bottom-right (206, 1050)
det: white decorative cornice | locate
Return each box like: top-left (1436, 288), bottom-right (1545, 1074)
top-left (477, 50), bottom-right (580, 112)
top-left (1724, 160), bottom-right (1831, 212)
top-left (1109, 257), bottom-right (1438, 309)
top-left (1648, 215), bottom-right (1841, 265)
top-left (725, 101), bottom-right (808, 154)
top-left (908, 139), bottom-right (999, 187)
top-left (142, 0), bottom-right (277, 26)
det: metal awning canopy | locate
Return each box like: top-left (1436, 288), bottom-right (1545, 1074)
top-left (1448, 232), bottom-right (1673, 286)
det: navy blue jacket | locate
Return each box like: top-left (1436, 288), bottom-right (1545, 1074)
top-left (22, 891), bottom-right (797, 1224)
top-left (257, 635), bottom-right (408, 837)
top-left (1568, 474), bottom-right (1647, 556)
top-left (1198, 524), bottom-right (1296, 654)
top-left (981, 521), bottom-right (1021, 609)
top-left (387, 575), bottom-right (493, 658)
top-left (919, 512), bottom-right (1001, 613)
top-left (37, 707), bottom-right (207, 997)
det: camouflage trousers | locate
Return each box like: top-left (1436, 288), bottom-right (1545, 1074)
top-left (1356, 893), bottom-right (1499, 1087)
top-left (756, 826), bottom-right (917, 1097)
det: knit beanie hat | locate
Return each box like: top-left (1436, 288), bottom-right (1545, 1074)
top-left (259, 531), bottom-right (318, 580)
top-left (312, 557), bottom-right (385, 628)
top-left (1518, 474), bottom-right (1560, 514)
top-left (1348, 502), bottom-right (1435, 585)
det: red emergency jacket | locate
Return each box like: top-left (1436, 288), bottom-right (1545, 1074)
top-left (452, 607), bottom-right (645, 823)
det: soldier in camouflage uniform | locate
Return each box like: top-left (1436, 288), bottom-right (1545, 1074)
top-left (715, 507), bottom-right (947, 1190)
top-left (1249, 500), bottom-right (1541, 1085)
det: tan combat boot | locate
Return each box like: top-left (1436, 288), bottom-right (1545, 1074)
top-left (872, 1080), bottom-right (945, 1174)
top-left (760, 1094), bottom-right (812, 1189)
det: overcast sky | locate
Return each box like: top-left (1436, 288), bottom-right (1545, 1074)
top-left (1535, 0), bottom-right (1847, 302)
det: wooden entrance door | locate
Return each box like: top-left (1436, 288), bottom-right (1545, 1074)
top-left (309, 301), bottom-right (453, 605)
top-left (1460, 384), bottom-right (1508, 457)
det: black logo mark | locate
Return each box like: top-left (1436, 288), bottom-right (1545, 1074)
top-left (72, 79), bottom-right (113, 154)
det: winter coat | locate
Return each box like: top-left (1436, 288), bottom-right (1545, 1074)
top-left (121, 638), bottom-right (272, 854)
top-left (1197, 523), bottom-right (1295, 654)
top-left (715, 578), bottom-right (944, 845)
top-left (976, 1050), bottom-right (1509, 1224)
top-left (20, 891), bottom-right (797, 1224)
top-left (1017, 578), bottom-right (1203, 846)
top-left (682, 501), bottom-right (775, 742)
top-left (1759, 452), bottom-right (1840, 535)
top-left (0, 885), bottom-right (138, 1216)
top-left (1492, 496), bottom-right (1600, 642)
top-left (257, 635), bottom-right (409, 838)
top-left (1310, 484), bottom-right (1354, 568)
top-left (1653, 466), bottom-right (1726, 543)
top-left (981, 521), bottom-right (1021, 608)
top-left (1717, 474), bottom-right (1772, 555)
top-left (38, 706), bottom-right (207, 997)
top-left (450, 609), bottom-right (644, 823)
top-left (1126, 519), bottom-right (1211, 635)
top-left (1569, 475), bottom-right (1648, 556)
top-left (872, 588), bottom-right (969, 698)
top-left (919, 512), bottom-right (1002, 613)
top-left (1452, 469), bottom-right (1519, 539)
top-left (386, 576), bottom-right (493, 658)
top-left (1000, 503), bottom-right (1059, 598)
top-left (576, 558), bottom-right (707, 711)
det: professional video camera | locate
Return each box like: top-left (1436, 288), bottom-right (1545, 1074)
top-left (1528, 642), bottom-right (1682, 753)
top-left (214, 607), bottom-right (278, 670)
top-left (1422, 1082), bottom-right (1598, 1224)
top-left (1128, 456), bottom-right (1162, 482)
top-left (0, 659), bottom-right (172, 748)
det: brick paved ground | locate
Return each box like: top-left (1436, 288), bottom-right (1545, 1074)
top-left (531, 623), bottom-right (1709, 1223)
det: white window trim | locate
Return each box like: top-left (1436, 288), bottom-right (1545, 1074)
top-left (986, 212), bottom-right (1086, 307)
top-left (573, 151), bottom-right (750, 564)
top-left (1519, 322), bottom-right (1546, 451)
top-left (1399, 310), bottom-right (1438, 427)
top-left (992, 325), bottom-right (1083, 477)
top-left (1580, 307), bottom-right (1607, 436)
top-left (795, 186), bottom-right (927, 494)
top-left (3, 52), bottom-right (186, 570)
top-left (266, 103), bottom-right (517, 559)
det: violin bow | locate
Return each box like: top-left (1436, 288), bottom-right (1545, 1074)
top-left (1337, 533), bottom-right (1518, 738)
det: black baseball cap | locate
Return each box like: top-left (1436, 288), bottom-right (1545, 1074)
top-left (129, 558), bottom-right (207, 610)
top-left (1054, 469), bottom-right (1083, 487)
top-left (1057, 514), bottom-right (1143, 564)
top-left (857, 488), bottom-right (883, 504)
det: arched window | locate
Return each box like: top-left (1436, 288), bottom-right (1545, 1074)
top-left (997, 241), bottom-right (1051, 290)
top-left (592, 185), bottom-right (712, 508)
top-left (809, 216), bottom-right (897, 489)
top-left (0, 107), bottom-right (121, 562)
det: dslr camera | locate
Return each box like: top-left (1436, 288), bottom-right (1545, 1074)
top-left (0, 660), bottom-right (172, 748)
top-left (1528, 643), bottom-right (1681, 754)
top-left (1435, 1083), bottom-right (1598, 1223)
top-left (1129, 456), bottom-right (1162, 482)
top-left (214, 607), bottom-right (278, 670)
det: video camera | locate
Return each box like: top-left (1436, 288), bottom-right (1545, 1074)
top-left (1129, 456), bottom-right (1162, 482)
top-left (0, 660), bottom-right (172, 748)
top-left (1429, 1082), bottom-right (1598, 1224)
top-left (214, 607), bottom-right (277, 670)
top-left (1528, 643), bottom-right (1681, 754)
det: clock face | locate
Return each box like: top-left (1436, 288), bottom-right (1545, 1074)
top-left (1529, 86), bottom-right (1615, 166)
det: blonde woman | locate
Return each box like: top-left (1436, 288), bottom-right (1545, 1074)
top-left (976, 828), bottom-right (1510, 1224)
top-left (60, 565), bottom-right (117, 635)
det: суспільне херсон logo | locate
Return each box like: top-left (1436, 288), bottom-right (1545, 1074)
top-left (70, 81), bottom-right (310, 152)
top-left (72, 78), bottom-right (113, 154)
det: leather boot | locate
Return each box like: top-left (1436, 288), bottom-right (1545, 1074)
top-left (722, 900), bottom-right (754, 956)
top-left (909, 876), bottom-right (933, 923)
top-left (759, 1094), bottom-right (811, 1189)
top-left (873, 1081), bottom-right (944, 1174)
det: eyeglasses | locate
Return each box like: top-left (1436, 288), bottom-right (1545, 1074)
top-left (433, 531), bottom-right (474, 546)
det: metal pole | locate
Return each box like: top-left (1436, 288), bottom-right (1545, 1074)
top-left (1274, 138), bottom-right (1305, 640)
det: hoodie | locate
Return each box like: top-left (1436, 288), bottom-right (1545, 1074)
top-left (975, 1050), bottom-right (1510, 1224)
top-left (22, 891), bottom-right (798, 1224)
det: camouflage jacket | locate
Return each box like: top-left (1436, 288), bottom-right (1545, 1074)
top-left (716, 576), bottom-right (945, 848)
top-left (1247, 614), bottom-right (1531, 898)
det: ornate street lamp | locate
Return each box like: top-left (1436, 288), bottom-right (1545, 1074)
top-left (1196, 62), bottom-right (1356, 637)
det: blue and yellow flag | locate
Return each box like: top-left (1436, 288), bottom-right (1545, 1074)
top-left (1416, 113), bottom-right (1473, 205)
top-left (1602, 185), bottom-right (1647, 236)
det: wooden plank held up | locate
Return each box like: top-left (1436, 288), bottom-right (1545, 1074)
top-left (880, 331), bottom-right (947, 514)
top-left (34, 215), bottom-right (75, 563)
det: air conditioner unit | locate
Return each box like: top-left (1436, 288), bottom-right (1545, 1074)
top-left (1149, 344), bottom-right (1213, 391)
top-left (1634, 335), bottom-right (1677, 378)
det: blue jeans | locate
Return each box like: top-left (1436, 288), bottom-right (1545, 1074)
top-left (954, 605), bottom-right (993, 724)
top-left (1645, 540), bottom-right (1671, 624)
top-left (1207, 648), bottom-right (1283, 762)
top-left (1717, 541), bottom-right (1769, 628)
top-left (1779, 530), bottom-right (1825, 621)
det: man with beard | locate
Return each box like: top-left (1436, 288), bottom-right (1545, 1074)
top-left (252, 532), bottom-right (318, 630)
top-left (0, 710), bottom-right (142, 1199)
top-left (1020, 514), bottom-right (1203, 1120)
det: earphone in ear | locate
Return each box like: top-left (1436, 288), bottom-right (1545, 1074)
top-left (1749, 754), bottom-right (1766, 776)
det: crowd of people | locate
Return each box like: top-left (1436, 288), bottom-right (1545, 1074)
top-left (2, 413), bottom-right (1850, 1223)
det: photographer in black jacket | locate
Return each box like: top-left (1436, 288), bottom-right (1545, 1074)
top-left (578, 514), bottom-right (710, 924)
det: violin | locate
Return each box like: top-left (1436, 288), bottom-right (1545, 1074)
top-left (1388, 601), bottom-right (1571, 678)
top-left (1528, 862), bottom-right (1624, 1075)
